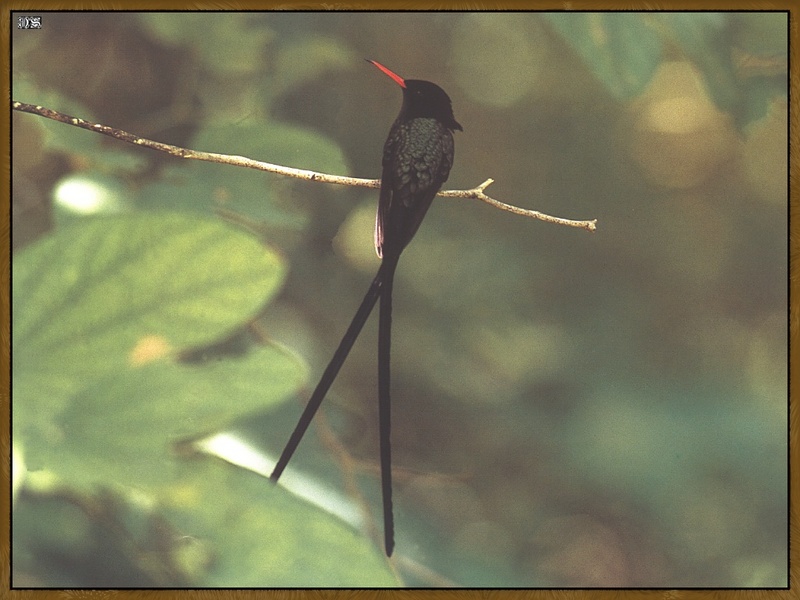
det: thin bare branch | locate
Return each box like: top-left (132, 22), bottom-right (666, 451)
top-left (440, 178), bottom-right (596, 232)
top-left (12, 101), bottom-right (596, 232)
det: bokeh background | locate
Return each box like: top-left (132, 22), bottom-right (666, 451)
top-left (11, 12), bottom-right (788, 587)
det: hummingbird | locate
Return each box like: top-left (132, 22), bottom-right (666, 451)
top-left (270, 60), bottom-right (461, 557)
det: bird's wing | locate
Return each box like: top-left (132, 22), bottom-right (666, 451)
top-left (375, 120), bottom-right (454, 259)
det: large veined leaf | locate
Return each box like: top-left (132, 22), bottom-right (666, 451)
top-left (12, 212), bottom-right (293, 463)
top-left (13, 213), bottom-right (285, 403)
top-left (21, 346), bottom-right (305, 490)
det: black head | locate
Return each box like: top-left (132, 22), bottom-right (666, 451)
top-left (401, 79), bottom-right (463, 131)
top-left (368, 60), bottom-right (462, 132)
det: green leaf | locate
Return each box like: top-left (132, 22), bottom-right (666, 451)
top-left (11, 209), bottom-right (373, 585)
top-left (544, 13), bottom-right (664, 99)
top-left (192, 120), bottom-right (350, 175)
top-left (135, 161), bottom-right (308, 230)
top-left (15, 461), bottom-right (397, 586)
top-left (137, 120), bottom-right (348, 227)
top-left (544, 13), bottom-right (787, 127)
top-left (23, 346), bottom-right (304, 490)
top-left (162, 462), bottom-right (397, 586)
top-left (14, 212), bottom-right (283, 366)
top-left (13, 212), bottom-right (286, 431)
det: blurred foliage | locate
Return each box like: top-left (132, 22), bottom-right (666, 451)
top-left (545, 13), bottom-right (787, 127)
top-left (12, 213), bottom-right (395, 585)
top-left (11, 12), bottom-right (787, 587)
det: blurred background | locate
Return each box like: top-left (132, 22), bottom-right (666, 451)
top-left (11, 12), bottom-right (787, 587)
